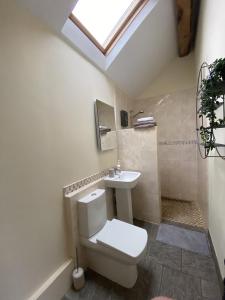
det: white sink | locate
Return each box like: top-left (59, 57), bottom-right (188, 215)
top-left (104, 171), bottom-right (141, 224)
top-left (104, 171), bottom-right (141, 189)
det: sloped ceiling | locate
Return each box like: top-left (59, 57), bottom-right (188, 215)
top-left (107, 0), bottom-right (178, 97)
top-left (16, 0), bottom-right (78, 32)
top-left (16, 0), bottom-right (178, 98)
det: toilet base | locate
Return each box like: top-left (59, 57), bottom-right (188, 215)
top-left (86, 248), bottom-right (138, 288)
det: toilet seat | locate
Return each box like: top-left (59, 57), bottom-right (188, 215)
top-left (80, 219), bottom-right (148, 264)
top-left (96, 219), bottom-right (147, 258)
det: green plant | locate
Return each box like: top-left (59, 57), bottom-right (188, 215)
top-left (199, 58), bottom-right (225, 150)
top-left (209, 58), bottom-right (225, 81)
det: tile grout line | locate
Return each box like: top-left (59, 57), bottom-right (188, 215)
top-left (179, 257), bottom-right (218, 285)
top-left (149, 248), bottom-right (218, 285)
top-left (158, 265), bottom-right (165, 295)
top-left (181, 249), bottom-right (202, 298)
top-left (181, 248), bottom-right (183, 273)
top-left (200, 278), bottom-right (203, 298)
top-left (147, 252), bottom-right (182, 274)
top-left (156, 263), bottom-right (212, 299)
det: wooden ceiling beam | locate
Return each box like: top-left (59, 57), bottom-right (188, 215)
top-left (176, 0), bottom-right (192, 57)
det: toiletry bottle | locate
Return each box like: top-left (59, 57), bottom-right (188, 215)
top-left (116, 160), bottom-right (121, 174)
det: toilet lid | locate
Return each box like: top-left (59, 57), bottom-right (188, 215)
top-left (96, 219), bottom-right (148, 258)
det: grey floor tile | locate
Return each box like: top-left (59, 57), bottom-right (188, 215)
top-left (63, 223), bottom-right (221, 300)
top-left (199, 297), bottom-right (222, 300)
top-left (63, 289), bottom-right (80, 300)
top-left (100, 256), bottom-right (163, 300)
top-left (137, 255), bottom-right (163, 298)
top-left (64, 257), bottom-right (163, 300)
top-left (182, 250), bottom-right (218, 281)
top-left (160, 266), bottom-right (201, 300)
top-left (157, 223), bottom-right (210, 256)
top-left (143, 223), bottom-right (159, 241)
top-left (134, 219), bottom-right (159, 241)
top-left (148, 239), bottom-right (182, 270)
top-left (134, 220), bottom-right (159, 255)
top-left (89, 271), bottom-right (114, 300)
top-left (92, 286), bottom-right (111, 300)
top-left (108, 284), bottom-right (132, 300)
top-left (201, 279), bottom-right (222, 299)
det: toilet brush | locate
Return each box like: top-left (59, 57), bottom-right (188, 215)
top-left (75, 247), bottom-right (79, 271)
top-left (72, 247), bottom-right (85, 290)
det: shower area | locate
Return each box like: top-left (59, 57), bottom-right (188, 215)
top-left (130, 88), bottom-right (206, 229)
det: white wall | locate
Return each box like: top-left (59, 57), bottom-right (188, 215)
top-left (0, 1), bottom-right (127, 299)
top-left (195, 0), bottom-right (225, 278)
top-left (138, 53), bottom-right (195, 99)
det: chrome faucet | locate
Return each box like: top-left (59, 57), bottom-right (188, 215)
top-left (113, 160), bottom-right (121, 176)
top-left (114, 166), bottom-right (121, 175)
top-left (108, 168), bottom-right (115, 178)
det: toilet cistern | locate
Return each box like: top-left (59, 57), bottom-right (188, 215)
top-left (104, 170), bottom-right (141, 224)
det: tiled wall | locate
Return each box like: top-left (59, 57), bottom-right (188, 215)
top-left (131, 89), bottom-right (198, 202)
top-left (117, 127), bottom-right (161, 224)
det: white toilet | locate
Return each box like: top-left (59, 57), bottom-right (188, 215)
top-left (78, 188), bottom-right (148, 288)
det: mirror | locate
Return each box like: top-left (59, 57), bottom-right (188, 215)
top-left (94, 99), bottom-right (117, 151)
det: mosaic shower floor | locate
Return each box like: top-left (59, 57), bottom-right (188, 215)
top-left (162, 198), bottom-right (207, 229)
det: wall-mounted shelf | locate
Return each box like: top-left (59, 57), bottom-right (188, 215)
top-left (196, 61), bottom-right (225, 160)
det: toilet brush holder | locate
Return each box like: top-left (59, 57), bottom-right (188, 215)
top-left (72, 267), bottom-right (85, 290)
top-left (72, 247), bottom-right (85, 290)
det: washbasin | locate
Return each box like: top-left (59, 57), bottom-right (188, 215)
top-left (104, 170), bottom-right (141, 224)
top-left (104, 171), bottom-right (141, 189)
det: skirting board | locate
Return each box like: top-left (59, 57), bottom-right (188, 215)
top-left (27, 259), bottom-right (74, 300)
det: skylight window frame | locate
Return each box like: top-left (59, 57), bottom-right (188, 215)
top-left (69, 0), bottom-right (149, 55)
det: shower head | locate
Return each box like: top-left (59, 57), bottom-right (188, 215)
top-left (132, 110), bottom-right (144, 118)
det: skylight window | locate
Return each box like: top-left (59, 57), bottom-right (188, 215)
top-left (70, 0), bottom-right (148, 55)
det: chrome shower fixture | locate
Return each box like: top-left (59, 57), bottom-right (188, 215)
top-left (131, 110), bottom-right (144, 118)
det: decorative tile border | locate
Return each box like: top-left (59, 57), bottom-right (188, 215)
top-left (159, 139), bottom-right (197, 146)
top-left (63, 169), bottom-right (110, 197)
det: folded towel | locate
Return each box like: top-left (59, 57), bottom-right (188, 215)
top-left (99, 125), bottom-right (108, 130)
top-left (134, 121), bottom-right (157, 127)
top-left (99, 125), bottom-right (111, 135)
top-left (137, 116), bottom-right (154, 122)
top-left (134, 120), bottom-right (156, 126)
top-left (134, 123), bottom-right (156, 129)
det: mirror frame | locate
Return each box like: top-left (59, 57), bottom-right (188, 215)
top-left (94, 99), bottom-right (116, 151)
